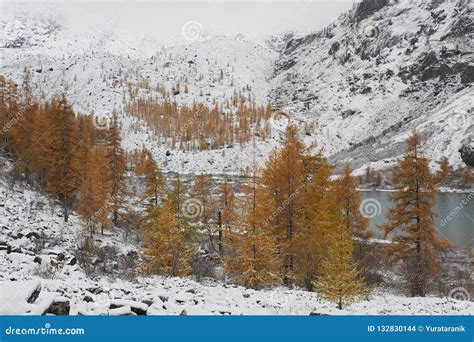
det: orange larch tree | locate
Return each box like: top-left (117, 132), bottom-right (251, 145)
top-left (382, 130), bottom-right (451, 297)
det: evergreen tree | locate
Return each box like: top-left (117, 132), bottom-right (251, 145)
top-left (382, 130), bottom-right (451, 296)
top-left (29, 103), bottom-right (52, 190)
top-left (364, 166), bottom-right (373, 184)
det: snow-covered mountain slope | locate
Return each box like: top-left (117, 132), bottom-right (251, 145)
top-left (1, 12), bottom-right (279, 174)
top-left (0, 160), bottom-right (472, 315)
top-left (1, 0), bottom-right (472, 176)
top-left (270, 0), bottom-right (473, 173)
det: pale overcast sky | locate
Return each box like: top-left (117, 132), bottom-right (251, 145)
top-left (3, 0), bottom-right (355, 43)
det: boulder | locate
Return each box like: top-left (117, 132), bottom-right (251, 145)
top-left (109, 305), bottom-right (132, 316)
top-left (43, 298), bottom-right (70, 315)
top-left (459, 140), bottom-right (474, 167)
top-left (27, 283), bottom-right (41, 304)
top-left (26, 231), bottom-right (41, 239)
top-left (67, 257), bottom-right (77, 266)
top-left (110, 300), bottom-right (149, 316)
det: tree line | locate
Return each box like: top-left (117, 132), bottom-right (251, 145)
top-left (140, 124), bottom-right (457, 308)
top-left (1, 72), bottom-right (468, 309)
top-left (125, 90), bottom-right (273, 151)
top-left (0, 72), bottom-right (126, 231)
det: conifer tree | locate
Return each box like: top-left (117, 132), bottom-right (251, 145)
top-left (460, 166), bottom-right (473, 188)
top-left (142, 148), bottom-right (165, 207)
top-left (191, 173), bottom-right (214, 224)
top-left (373, 171), bottom-right (382, 188)
top-left (143, 200), bottom-right (193, 277)
top-left (11, 68), bottom-right (34, 183)
top-left (93, 147), bottom-right (113, 234)
top-left (382, 130), bottom-right (451, 296)
top-left (364, 166), bottom-right (373, 184)
top-left (314, 223), bottom-right (368, 309)
top-left (75, 130), bottom-right (98, 235)
top-left (335, 165), bottom-right (372, 240)
top-left (75, 127), bottom-right (93, 189)
top-left (224, 163), bottom-right (280, 288)
top-left (29, 103), bottom-right (52, 190)
top-left (217, 179), bottom-right (238, 253)
top-left (140, 148), bottom-right (165, 233)
top-left (0, 75), bottom-right (16, 148)
top-left (436, 157), bottom-right (453, 185)
top-left (46, 95), bottom-right (79, 222)
top-left (261, 124), bottom-right (309, 286)
top-left (167, 176), bottom-right (188, 220)
top-left (294, 155), bottom-right (338, 289)
top-left (106, 111), bottom-right (126, 224)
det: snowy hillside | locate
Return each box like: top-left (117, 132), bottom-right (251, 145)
top-left (0, 157), bottom-right (472, 315)
top-left (1, 0), bottom-right (472, 176)
top-left (1, 13), bottom-right (279, 174)
top-left (270, 0), bottom-right (473, 173)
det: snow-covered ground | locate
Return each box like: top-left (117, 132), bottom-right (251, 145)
top-left (0, 0), bottom-right (472, 316)
top-left (1, 276), bottom-right (472, 316)
top-left (0, 158), bottom-right (472, 316)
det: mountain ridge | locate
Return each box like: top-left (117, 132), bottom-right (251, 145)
top-left (1, 0), bottom-right (472, 175)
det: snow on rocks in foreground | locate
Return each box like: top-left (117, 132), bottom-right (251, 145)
top-left (0, 158), bottom-right (472, 316)
top-left (0, 276), bottom-right (472, 316)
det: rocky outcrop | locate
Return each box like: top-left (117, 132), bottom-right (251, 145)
top-left (354, 0), bottom-right (389, 21)
top-left (44, 298), bottom-right (71, 315)
top-left (459, 139), bottom-right (474, 167)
